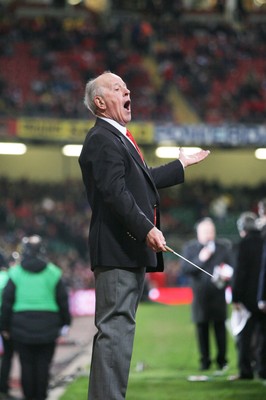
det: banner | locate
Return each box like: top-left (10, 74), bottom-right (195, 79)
top-left (1, 117), bottom-right (265, 146)
top-left (14, 118), bottom-right (154, 144)
top-left (17, 118), bottom-right (93, 142)
top-left (155, 124), bottom-right (266, 146)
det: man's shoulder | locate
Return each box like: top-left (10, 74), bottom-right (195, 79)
top-left (80, 122), bottom-right (113, 151)
top-left (79, 121), bottom-right (123, 164)
top-left (86, 120), bottom-right (122, 142)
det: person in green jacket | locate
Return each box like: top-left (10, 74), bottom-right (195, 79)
top-left (1, 236), bottom-right (71, 400)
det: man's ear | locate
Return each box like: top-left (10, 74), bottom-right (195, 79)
top-left (95, 96), bottom-right (106, 109)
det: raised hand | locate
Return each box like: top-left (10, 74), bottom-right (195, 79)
top-left (179, 147), bottom-right (210, 168)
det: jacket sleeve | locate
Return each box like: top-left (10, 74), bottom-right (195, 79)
top-left (149, 159), bottom-right (184, 189)
top-left (1, 279), bottom-right (16, 331)
top-left (56, 280), bottom-right (72, 327)
top-left (258, 258), bottom-right (266, 302)
top-left (231, 240), bottom-right (250, 303)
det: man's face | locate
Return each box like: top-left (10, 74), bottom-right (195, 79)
top-left (96, 73), bottom-right (131, 126)
top-left (197, 220), bottom-right (216, 245)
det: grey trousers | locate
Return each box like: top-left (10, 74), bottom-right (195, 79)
top-left (88, 266), bottom-right (146, 400)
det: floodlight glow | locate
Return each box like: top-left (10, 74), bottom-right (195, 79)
top-left (255, 148), bottom-right (266, 160)
top-left (67, 0), bottom-right (82, 5)
top-left (254, 0), bottom-right (266, 7)
top-left (0, 143), bottom-right (27, 155)
top-left (62, 145), bottom-right (82, 157)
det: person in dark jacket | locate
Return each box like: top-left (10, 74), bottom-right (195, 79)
top-left (79, 71), bottom-right (210, 400)
top-left (230, 212), bottom-right (266, 380)
top-left (0, 250), bottom-right (15, 400)
top-left (181, 217), bottom-right (234, 372)
top-left (1, 235), bottom-right (71, 400)
top-left (257, 198), bottom-right (266, 313)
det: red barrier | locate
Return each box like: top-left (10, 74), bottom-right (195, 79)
top-left (69, 287), bottom-right (195, 316)
top-left (149, 287), bottom-right (193, 305)
top-left (69, 289), bottom-right (95, 316)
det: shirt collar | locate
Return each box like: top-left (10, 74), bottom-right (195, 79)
top-left (98, 117), bottom-right (127, 135)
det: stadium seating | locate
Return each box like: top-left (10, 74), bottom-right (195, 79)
top-left (0, 7), bottom-right (265, 123)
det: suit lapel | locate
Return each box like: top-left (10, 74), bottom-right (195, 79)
top-left (119, 134), bottom-right (160, 199)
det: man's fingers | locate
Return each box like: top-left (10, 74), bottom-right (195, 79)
top-left (179, 148), bottom-right (210, 167)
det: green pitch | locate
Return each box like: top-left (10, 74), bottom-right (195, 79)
top-left (61, 303), bottom-right (266, 400)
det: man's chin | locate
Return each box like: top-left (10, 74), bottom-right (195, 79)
top-left (120, 116), bottom-right (131, 125)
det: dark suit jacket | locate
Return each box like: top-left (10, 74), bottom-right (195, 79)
top-left (232, 229), bottom-right (264, 313)
top-left (258, 227), bottom-right (266, 303)
top-left (181, 239), bottom-right (233, 322)
top-left (79, 118), bottom-right (184, 272)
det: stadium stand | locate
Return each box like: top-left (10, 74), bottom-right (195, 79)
top-left (0, 4), bottom-right (265, 123)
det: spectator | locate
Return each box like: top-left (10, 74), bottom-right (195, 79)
top-left (1, 235), bottom-right (71, 400)
top-left (229, 212), bottom-right (266, 381)
top-left (181, 217), bottom-right (234, 372)
top-left (0, 250), bottom-right (15, 399)
top-left (257, 198), bottom-right (266, 315)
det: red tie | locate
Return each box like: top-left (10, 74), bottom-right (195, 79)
top-left (126, 129), bottom-right (145, 162)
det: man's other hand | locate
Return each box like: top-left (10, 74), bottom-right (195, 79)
top-left (179, 147), bottom-right (210, 168)
top-left (146, 227), bottom-right (167, 253)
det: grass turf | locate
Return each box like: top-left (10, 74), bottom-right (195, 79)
top-left (60, 303), bottom-right (266, 400)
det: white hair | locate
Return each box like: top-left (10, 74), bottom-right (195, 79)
top-left (84, 71), bottom-right (111, 115)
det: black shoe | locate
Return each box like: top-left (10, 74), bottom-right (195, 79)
top-left (200, 362), bottom-right (211, 371)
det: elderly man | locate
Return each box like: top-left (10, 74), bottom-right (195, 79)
top-left (79, 71), bottom-right (210, 399)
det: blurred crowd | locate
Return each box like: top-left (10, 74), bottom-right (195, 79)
top-left (0, 8), bottom-right (174, 121)
top-left (0, 177), bottom-right (265, 289)
top-left (0, 177), bottom-right (94, 291)
top-left (0, 5), bottom-right (265, 123)
top-left (153, 18), bottom-right (266, 123)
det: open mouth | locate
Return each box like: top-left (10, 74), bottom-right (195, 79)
top-left (124, 100), bottom-right (131, 111)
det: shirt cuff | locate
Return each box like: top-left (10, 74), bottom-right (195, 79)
top-left (179, 159), bottom-right (185, 169)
